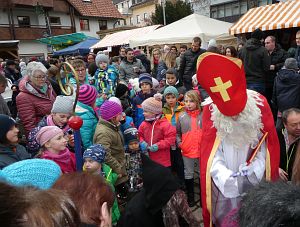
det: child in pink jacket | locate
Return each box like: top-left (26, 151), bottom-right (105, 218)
top-left (138, 94), bottom-right (176, 167)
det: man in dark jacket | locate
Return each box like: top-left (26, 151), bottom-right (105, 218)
top-left (277, 108), bottom-right (300, 181)
top-left (265, 36), bottom-right (288, 106)
top-left (272, 58), bottom-right (300, 127)
top-left (179, 37), bottom-right (206, 90)
top-left (4, 60), bottom-right (20, 84)
top-left (133, 49), bottom-right (151, 73)
top-left (295, 30), bottom-right (300, 67)
top-left (239, 28), bottom-right (270, 96)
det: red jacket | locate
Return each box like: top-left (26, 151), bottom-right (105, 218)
top-left (16, 76), bottom-right (56, 136)
top-left (138, 117), bottom-right (176, 167)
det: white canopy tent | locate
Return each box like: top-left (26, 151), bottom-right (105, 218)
top-left (129, 14), bottom-right (236, 47)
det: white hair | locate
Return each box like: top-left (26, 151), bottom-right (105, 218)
top-left (26, 61), bottom-right (47, 78)
top-left (211, 90), bottom-right (264, 149)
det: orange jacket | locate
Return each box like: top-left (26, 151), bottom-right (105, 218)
top-left (176, 109), bottom-right (202, 158)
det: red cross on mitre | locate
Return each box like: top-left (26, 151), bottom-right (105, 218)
top-left (196, 53), bottom-right (247, 116)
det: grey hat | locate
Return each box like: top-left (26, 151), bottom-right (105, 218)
top-left (284, 58), bottom-right (299, 70)
top-left (95, 54), bottom-right (109, 67)
top-left (51, 95), bottom-right (74, 114)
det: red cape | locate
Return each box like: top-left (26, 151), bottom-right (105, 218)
top-left (200, 93), bottom-right (280, 227)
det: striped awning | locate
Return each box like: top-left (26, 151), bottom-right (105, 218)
top-left (230, 0), bottom-right (300, 35)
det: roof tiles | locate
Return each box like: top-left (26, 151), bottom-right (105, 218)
top-left (67, 0), bottom-right (123, 19)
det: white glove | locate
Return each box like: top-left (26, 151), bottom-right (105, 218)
top-left (238, 162), bottom-right (254, 176)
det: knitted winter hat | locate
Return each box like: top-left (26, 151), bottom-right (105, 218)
top-left (51, 95), bottom-right (74, 114)
top-left (0, 115), bottom-right (16, 140)
top-left (100, 101), bottom-right (123, 121)
top-left (133, 49), bottom-right (141, 56)
top-left (141, 93), bottom-right (162, 114)
top-left (163, 86), bottom-right (179, 99)
top-left (251, 28), bottom-right (265, 40)
top-left (36, 126), bottom-right (63, 146)
top-left (83, 144), bottom-right (106, 164)
top-left (115, 83), bottom-right (129, 98)
top-left (0, 159), bottom-right (61, 190)
top-left (109, 97), bottom-right (122, 107)
top-left (78, 84), bottom-right (97, 106)
top-left (208, 39), bottom-right (217, 48)
top-left (95, 54), bottom-right (109, 67)
top-left (139, 73), bottom-right (153, 88)
top-left (123, 127), bottom-right (139, 145)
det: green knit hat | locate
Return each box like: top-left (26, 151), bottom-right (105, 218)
top-left (163, 86), bottom-right (179, 99)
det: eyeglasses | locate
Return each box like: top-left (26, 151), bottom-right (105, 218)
top-left (33, 75), bottom-right (47, 80)
top-left (75, 68), bottom-right (86, 73)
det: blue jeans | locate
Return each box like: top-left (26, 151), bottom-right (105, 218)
top-left (247, 82), bottom-right (266, 96)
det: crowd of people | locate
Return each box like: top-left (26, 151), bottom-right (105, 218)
top-left (0, 28), bottom-right (299, 227)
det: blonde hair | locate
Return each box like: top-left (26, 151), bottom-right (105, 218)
top-left (163, 52), bottom-right (177, 68)
top-left (184, 90), bottom-right (201, 110)
top-left (151, 48), bottom-right (162, 68)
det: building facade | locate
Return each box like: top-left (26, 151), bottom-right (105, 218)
top-left (210, 0), bottom-right (273, 22)
top-left (0, 0), bottom-right (122, 59)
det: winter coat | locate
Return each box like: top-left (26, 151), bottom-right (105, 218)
top-left (94, 66), bottom-right (118, 96)
top-left (277, 128), bottom-right (300, 181)
top-left (138, 117), bottom-right (176, 167)
top-left (75, 101), bottom-right (98, 150)
top-left (4, 67), bottom-right (20, 84)
top-left (102, 163), bottom-right (120, 224)
top-left (176, 110), bottom-right (202, 158)
top-left (40, 148), bottom-right (76, 174)
top-left (0, 95), bottom-right (10, 116)
top-left (136, 54), bottom-right (151, 73)
top-left (162, 102), bottom-right (185, 127)
top-left (156, 61), bottom-right (168, 82)
top-left (295, 46), bottom-right (300, 67)
top-left (239, 38), bottom-right (271, 83)
top-left (93, 118), bottom-right (128, 185)
top-left (117, 154), bottom-right (180, 227)
top-left (178, 48), bottom-right (206, 85)
top-left (0, 144), bottom-right (30, 169)
top-left (132, 91), bottom-right (155, 128)
top-left (266, 46), bottom-right (288, 84)
top-left (272, 69), bottom-right (300, 113)
top-left (119, 58), bottom-right (146, 83)
top-left (125, 147), bottom-right (143, 192)
top-left (16, 76), bottom-right (56, 135)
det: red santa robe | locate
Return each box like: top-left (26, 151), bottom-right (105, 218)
top-left (200, 93), bottom-right (280, 227)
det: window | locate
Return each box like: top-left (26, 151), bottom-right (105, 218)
top-left (136, 15), bottom-right (140, 24)
top-left (116, 5), bottom-right (118, 9)
top-left (17, 16), bottom-right (30, 27)
top-left (49, 17), bottom-right (61, 25)
top-left (130, 17), bottom-right (133, 25)
top-left (240, 0), bottom-right (248, 14)
top-left (79, 18), bottom-right (89, 30)
top-left (218, 6), bottom-right (224, 18)
top-left (225, 5), bottom-right (232, 17)
top-left (144, 13), bottom-right (148, 19)
top-left (232, 3), bottom-right (239, 15)
top-left (121, 3), bottom-right (124, 8)
top-left (99, 20), bottom-right (107, 30)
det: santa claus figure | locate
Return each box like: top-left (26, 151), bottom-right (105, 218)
top-left (197, 53), bottom-right (280, 227)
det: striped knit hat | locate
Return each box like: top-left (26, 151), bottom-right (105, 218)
top-left (78, 84), bottom-right (97, 106)
top-left (100, 101), bottom-right (122, 121)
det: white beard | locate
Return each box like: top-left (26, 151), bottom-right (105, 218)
top-left (211, 90), bottom-right (264, 149)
